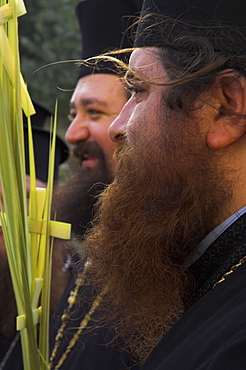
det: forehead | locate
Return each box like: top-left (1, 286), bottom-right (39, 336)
top-left (129, 47), bottom-right (166, 82)
top-left (71, 73), bottom-right (126, 104)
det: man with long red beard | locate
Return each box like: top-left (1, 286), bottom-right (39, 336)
top-left (82, 0), bottom-right (246, 368)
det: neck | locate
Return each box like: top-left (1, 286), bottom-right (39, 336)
top-left (215, 140), bottom-right (246, 227)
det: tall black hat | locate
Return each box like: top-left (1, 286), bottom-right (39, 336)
top-left (23, 101), bottom-right (69, 183)
top-left (75, 0), bottom-right (143, 79)
top-left (134, 0), bottom-right (246, 53)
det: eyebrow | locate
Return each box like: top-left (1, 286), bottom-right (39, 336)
top-left (70, 98), bottom-right (108, 109)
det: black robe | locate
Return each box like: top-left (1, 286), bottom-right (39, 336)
top-left (49, 273), bottom-right (140, 370)
top-left (142, 213), bottom-right (246, 370)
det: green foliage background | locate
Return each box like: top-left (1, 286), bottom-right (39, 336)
top-left (19, 0), bottom-right (81, 137)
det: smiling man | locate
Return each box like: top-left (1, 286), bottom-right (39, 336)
top-left (67, 73), bottom-right (128, 175)
top-left (65, 0), bottom-right (135, 177)
top-left (53, 0), bottom-right (141, 237)
top-left (82, 0), bottom-right (246, 368)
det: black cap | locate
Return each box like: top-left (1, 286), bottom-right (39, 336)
top-left (23, 101), bottom-right (69, 183)
top-left (29, 99), bottom-right (53, 128)
top-left (134, 0), bottom-right (246, 53)
top-left (76, 0), bottom-right (143, 79)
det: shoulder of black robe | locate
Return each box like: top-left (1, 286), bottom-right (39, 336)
top-left (142, 215), bottom-right (246, 370)
top-left (143, 262), bottom-right (246, 369)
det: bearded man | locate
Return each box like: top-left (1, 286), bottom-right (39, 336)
top-left (82, 0), bottom-right (246, 368)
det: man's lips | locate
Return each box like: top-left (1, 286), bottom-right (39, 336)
top-left (73, 142), bottom-right (105, 168)
top-left (81, 155), bottom-right (100, 168)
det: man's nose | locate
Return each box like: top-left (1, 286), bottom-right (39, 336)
top-left (65, 117), bottom-right (90, 144)
top-left (109, 99), bottom-right (134, 143)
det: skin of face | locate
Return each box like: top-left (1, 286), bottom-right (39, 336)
top-left (109, 48), bottom-right (167, 146)
top-left (66, 73), bottom-right (128, 175)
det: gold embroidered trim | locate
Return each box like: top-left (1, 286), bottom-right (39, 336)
top-left (213, 255), bottom-right (246, 288)
top-left (49, 260), bottom-right (108, 370)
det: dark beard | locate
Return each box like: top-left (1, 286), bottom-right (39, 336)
top-left (52, 155), bottom-right (112, 239)
top-left (82, 112), bottom-right (232, 364)
top-left (50, 155), bottom-right (112, 311)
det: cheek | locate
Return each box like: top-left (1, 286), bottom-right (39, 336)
top-left (126, 104), bottom-right (157, 145)
top-left (91, 123), bottom-right (116, 154)
top-left (91, 122), bottom-right (110, 142)
top-left (103, 139), bottom-right (117, 158)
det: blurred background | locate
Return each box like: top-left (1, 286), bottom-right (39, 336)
top-left (19, 0), bottom-right (81, 139)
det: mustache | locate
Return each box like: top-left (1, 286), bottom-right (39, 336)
top-left (73, 141), bottom-right (105, 160)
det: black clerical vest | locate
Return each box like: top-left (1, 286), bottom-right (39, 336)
top-left (142, 213), bottom-right (246, 370)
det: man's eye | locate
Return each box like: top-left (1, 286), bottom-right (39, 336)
top-left (126, 83), bottom-right (144, 95)
top-left (88, 109), bottom-right (103, 116)
top-left (68, 113), bottom-right (75, 121)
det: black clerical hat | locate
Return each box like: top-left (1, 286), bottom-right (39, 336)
top-left (75, 0), bottom-right (143, 78)
top-left (29, 100), bottom-right (53, 128)
top-left (23, 101), bottom-right (69, 183)
top-left (134, 0), bottom-right (246, 53)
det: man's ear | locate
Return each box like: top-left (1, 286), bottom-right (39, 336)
top-left (206, 72), bottom-right (246, 150)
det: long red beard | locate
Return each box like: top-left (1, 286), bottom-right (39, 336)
top-left (82, 117), bottom-right (232, 363)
